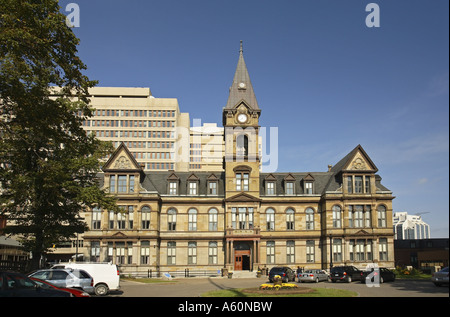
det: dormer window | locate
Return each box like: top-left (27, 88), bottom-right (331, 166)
top-left (169, 181), bottom-right (178, 195)
top-left (284, 174), bottom-right (296, 195)
top-left (187, 173), bottom-right (199, 196)
top-left (167, 172), bottom-right (179, 195)
top-left (266, 182), bottom-right (275, 195)
top-left (188, 181), bottom-right (197, 195)
top-left (303, 174), bottom-right (315, 195)
top-left (207, 174), bottom-right (219, 196)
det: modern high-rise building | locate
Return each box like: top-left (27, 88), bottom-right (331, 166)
top-left (80, 87), bottom-right (190, 172)
top-left (393, 212), bottom-right (431, 240)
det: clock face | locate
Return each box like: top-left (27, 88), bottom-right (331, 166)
top-left (237, 113), bottom-right (248, 123)
top-left (239, 82), bottom-right (246, 89)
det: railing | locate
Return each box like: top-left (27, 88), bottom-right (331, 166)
top-left (122, 268), bottom-right (221, 279)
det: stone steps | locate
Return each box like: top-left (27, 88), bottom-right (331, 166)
top-left (230, 270), bottom-right (257, 278)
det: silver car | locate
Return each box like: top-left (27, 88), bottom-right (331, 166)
top-left (29, 269), bottom-right (95, 294)
top-left (431, 267), bottom-right (448, 286)
top-left (298, 269), bottom-right (330, 283)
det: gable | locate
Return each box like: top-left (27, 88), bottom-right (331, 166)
top-left (225, 192), bottom-right (261, 202)
top-left (344, 150), bottom-right (377, 172)
top-left (102, 142), bottom-right (143, 172)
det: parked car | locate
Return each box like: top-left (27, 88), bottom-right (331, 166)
top-left (0, 271), bottom-right (72, 297)
top-left (52, 262), bottom-right (121, 296)
top-left (361, 267), bottom-right (396, 284)
top-left (298, 269), bottom-right (329, 283)
top-left (30, 277), bottom-right (90, 297)
top-left (431, 267), bottom-right (449, 287)
top-left (28, 269), bottom-right (94, 294)
top-left (268, 267), bottom-right (296, 283)
top-left (330, 266), bottom-right (362, 283)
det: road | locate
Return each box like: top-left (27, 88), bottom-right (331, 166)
top-left (108, 277), bottom-right (449, 298)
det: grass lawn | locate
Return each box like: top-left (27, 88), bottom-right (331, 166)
top-left (201, 287), bottom-right (357, 297)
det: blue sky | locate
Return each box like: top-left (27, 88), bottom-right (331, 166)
top-left (61, 0), bottom-right (449, 238)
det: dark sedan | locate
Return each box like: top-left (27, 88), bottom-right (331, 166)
top-left (361, 267), bottom-right (396, 284)
top-left (268, 267), bottom-right (296, 283)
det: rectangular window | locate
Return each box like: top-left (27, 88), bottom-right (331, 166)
top-left (109, 175), bottom-right (116, 193)
top-left (141, 241), bottom-right (150, 264)
top-left (167, 242), bottom-right (176, 265)
top-left (188, 242), bottom-right (197, 265)
top-left (305, 182), bottom-right (313, 194)
top-left (285, 182), bottom-right (294, 195)
top-left (379, 238), bottom-right (388, 261)
top-left (355, 176), bottom-right (363, 193)
top-left (306, 240), bottom-right (315, 263)
top-left (92, 208), bottom-right (102, 230)
top-left (266, 241), bottom-right (275, 264)
top-left (238, 207), bottom-right (246, 229)
top-left (333, 239), bottom-right (342, 262)
top-left (188, 182), bottom-right (197, 195)
top-left (169, 181), bottom-right (177, 195)
top-left (208, 181), bottom-right (217, 195)
top-left (347, 176), bottom-right (353, 193)
top-left (208, 242), bottom-right (218, 264)
top-left (118, 175), bottom-right (127, 193)
top-left (365, 176), bottom-right (371, 193)
top-left (129, 175), bottom-right (135, 193)
top-left (266, 182), bottom-right (275, 195)
top-left (286, 241), bottom-right (295, 264)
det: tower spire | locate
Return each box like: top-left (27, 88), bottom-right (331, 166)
top-left (225, 41), bottom-right (259, 111)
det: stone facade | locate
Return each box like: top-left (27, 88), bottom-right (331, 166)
top-left (54, 44), bottom-right (396, 274)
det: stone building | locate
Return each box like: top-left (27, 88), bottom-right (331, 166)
top-left (58, 43), bottom-right (396, 274)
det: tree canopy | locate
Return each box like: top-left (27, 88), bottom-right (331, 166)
top-left (0, 0), bottom-right (117, 269)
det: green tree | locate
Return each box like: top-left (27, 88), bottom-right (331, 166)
top-left (0, 0), bottom-right (118, 270)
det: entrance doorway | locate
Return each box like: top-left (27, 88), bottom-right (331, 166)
top-left (234, 250), bottom-right (251, 271)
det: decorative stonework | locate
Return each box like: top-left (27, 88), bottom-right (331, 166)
top-left (114, 156), bottom-right (132, 169)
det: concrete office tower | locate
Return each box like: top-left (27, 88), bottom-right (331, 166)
top-left (81, 87), bottom-right (190, 172)
top-left (393, 212), bottom-right (431, 240)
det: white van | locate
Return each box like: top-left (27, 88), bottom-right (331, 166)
top-left (52, 262), bottom-right (120, 296)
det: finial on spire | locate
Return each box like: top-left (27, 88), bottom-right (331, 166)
top-left (240, 40), bottom-right (243, 54)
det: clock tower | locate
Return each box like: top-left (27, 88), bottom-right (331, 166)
top-left (223, 41), bottom-right (262, 271)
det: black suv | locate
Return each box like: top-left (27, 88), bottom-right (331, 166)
top-left (268, 267), bottom-right (296, 283)
top-left (330, 266), bottom-right (362, 283)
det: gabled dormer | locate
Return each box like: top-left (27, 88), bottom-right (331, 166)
top-left (302, 173), bottom-right (315, 195)
top-left (187, 173), bottom-right (200, 195)
top-left (167, 172), bottom-right (180, 195)
top-left (283, 174), bottom-right (296, 195)
top-left (102, 142), bottom-right (144, 194)
top-left (330, 145), bottom-right (378, 195)
top-left (264, 173), bottom-right (277, 195)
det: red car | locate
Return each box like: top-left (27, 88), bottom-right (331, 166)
top-left (30, 277), bottom-right (90, 297)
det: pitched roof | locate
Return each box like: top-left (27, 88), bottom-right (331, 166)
top-left (225, 41), bottom-right (260, 111)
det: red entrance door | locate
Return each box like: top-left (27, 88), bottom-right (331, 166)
top-left (234, 250), bottom-right (251, 271)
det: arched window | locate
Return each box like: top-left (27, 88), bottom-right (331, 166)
top-left (141, 206), bottom-right (151, 229)
top-left (266, 208), bottom-right (275, 231)
top-left (168, 208), bottom-right (177, 231)
top-left (305, 208), bottom-right (314, 230)
top-left (188, 208), bottom-right (197, 231)
top-left (208, 208), bottom-right (218, 231)
top-left (286, 208), bottom-right (295, 230)
top-left (236, 134), bottom-right (249, 157)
